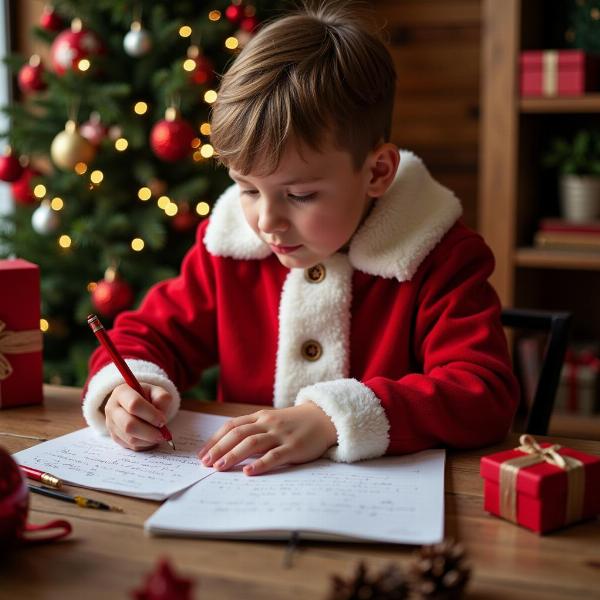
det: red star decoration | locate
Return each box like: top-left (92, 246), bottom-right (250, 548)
top-left (131, 558), bottom-right (194, 600)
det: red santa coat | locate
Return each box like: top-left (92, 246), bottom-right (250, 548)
top-left (83, 151), bottom-right (518, 462)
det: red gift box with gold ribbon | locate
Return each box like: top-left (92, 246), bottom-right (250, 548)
top-left (480, 435), bottom-right (600, 534)
top-left (0, 259), bottom-right (43, 408)
top-left (520, 49), bottom-right (600, 97)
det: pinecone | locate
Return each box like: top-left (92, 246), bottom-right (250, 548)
top-left (408, 539), bottom-right (470, 600)
top-left (327, 561), bottom-right (409, 600)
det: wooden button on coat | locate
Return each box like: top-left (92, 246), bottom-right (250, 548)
top-left (304, 264), bottom-right (326, 283)
top-left (301, 340), bottom-right (322, 361)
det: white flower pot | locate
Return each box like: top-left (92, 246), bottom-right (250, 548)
top-left (559, 175), bottom-right (600, 222)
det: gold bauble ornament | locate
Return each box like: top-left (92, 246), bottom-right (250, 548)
top-left (50, 120), bottom-right (96, 170)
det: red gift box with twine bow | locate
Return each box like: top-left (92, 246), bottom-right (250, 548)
top-left (0, 259), bottom-right (43, 408)
top-left (560, 347), bottom-right (600, 414)
top-left (480, 435), bottom-right (600, 534)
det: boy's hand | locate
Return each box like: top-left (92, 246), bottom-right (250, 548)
top-left (104, 383), bottom-right (174, 451)
top-left (198, 403), bottom-right (337, 476)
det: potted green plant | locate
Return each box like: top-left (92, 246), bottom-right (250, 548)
top-left (543, 130), bottom-right (600, 222)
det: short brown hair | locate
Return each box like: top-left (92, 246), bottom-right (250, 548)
top-left (210, 1), bottom-right (396, 175)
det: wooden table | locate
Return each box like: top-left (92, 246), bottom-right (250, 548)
top-left (1, 385), bottom-right (599, 599)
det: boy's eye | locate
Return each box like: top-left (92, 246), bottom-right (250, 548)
top-left (241, 189), bottom-right (259, 196)
top-left (288, 192), bottom-right (317, 203)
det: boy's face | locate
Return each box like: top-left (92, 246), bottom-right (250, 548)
top-left (229, 140), bottom-right (375, 269)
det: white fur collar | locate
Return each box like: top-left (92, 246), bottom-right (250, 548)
top-left (204, 150), bottom-right (462, 281)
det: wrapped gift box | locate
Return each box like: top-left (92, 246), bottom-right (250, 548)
top-left (555, 346), bottom-right (600, 415)
top-left (520, 49), bottom-right (600, 97)
top-left (480, 435), bottom-right (600, 534)
top-left (0, 259), bottom-right (43, 408)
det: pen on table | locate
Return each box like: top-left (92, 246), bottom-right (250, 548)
top-left (20, 465), bottom-right (63, 488)
top-left (87, 314), bottom-right (176, 450)
top-left (282, 531), bottom-right (300, 568)
top-left (28, 484), bottom-right (124, 512)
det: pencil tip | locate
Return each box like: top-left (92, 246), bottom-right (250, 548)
top-left (168, 440), bottom-right (176, 451)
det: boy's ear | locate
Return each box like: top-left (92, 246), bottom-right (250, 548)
top-left (366, 143), bottom-right (400, 198)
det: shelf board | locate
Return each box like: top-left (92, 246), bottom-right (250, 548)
top-left (520, 94), bottom-right (600, 113)
top-left (514, 247), bottom-right (600, 270)
top-left (549, 413), bottom-right (600, 441)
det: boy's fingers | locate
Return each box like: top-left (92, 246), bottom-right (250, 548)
top-left (198, 414), bottom-right (257, 456)
top-left (117, 392), bottom-right (165, 427)
top-left (149, 387), bottom-right (173, 414)
top-left (209, 433), bottom-right (275, 471)
top-left (200, 423), bottom-right (265, 466)
top-left (244, 446), bottom-right (290, 476)
top-left (110, 406), bottom-right (164, 444)
top-left (108, 425), bottom-right (156, 452)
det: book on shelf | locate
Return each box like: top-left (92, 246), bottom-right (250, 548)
top-left (538, 218), bottom-right (600, 234)
top-left (534, 230), bottom-right (600, 252)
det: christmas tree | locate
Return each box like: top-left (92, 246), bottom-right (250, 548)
top-left (567, 0), bottom-right (600, 52)
top-left (0, 1), bottom-right (286, 387)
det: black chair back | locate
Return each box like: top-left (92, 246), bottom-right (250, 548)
top-left (501, 308), bottom-right (571, 435)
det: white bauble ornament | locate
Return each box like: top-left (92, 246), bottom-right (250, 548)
top-left (123, 21), bottom-right (152, 57)
top-left (50, 120), bottom-right (96, 170)
top-left (32, 200), bottom-right (60, 234)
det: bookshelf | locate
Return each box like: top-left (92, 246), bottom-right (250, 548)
top-left (479, 0), bottom-right (600, 438)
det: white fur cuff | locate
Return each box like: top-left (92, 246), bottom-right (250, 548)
top-left (82, 359), bottom-right (181, 435)
top-left (295, 379), bottom-right (390, 463)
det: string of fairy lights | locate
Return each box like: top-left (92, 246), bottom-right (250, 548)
top-left (37, 12), bottom-right (239, 257)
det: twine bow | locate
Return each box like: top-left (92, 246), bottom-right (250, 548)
top-left (0, 319), bottom-right (43, 380)
top-left (499, 434), bottom-right (584, 525)
top-left (516, 434), bottom-right (569, 469)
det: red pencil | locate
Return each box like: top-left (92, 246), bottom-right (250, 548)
top-left (87, 314), bottom-right (176, 450)
top-left (20, 465), bottom-right (63, 488)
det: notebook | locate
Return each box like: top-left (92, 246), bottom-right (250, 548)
top-left (14, 408), bottom-right (446, 543)
top-left (145, 450), bottom-right (445, 544)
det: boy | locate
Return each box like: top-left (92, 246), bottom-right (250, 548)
top-left (83, 3), bottom-right (518, 476)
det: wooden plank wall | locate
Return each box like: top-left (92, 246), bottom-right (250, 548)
top-left (374, 0), bottom-right (482, 229)
top-left (13, 0), bottom-right (482, 229)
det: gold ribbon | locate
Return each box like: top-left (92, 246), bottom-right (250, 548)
top-left (542, 51), bottom-right (558, 96)
top-left (499, 434), bottom-right (585, 525)
top-left (0, 319), bottom-right (43, 380)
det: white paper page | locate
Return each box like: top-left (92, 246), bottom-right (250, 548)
top-left (13, 411), bottom-right (229, 500)
top-left (146, 450), bottom-right (445, 544)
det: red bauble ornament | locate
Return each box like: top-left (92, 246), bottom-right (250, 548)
top-left (80, 112), bottom-right (107, 146)
top-left (225, 3), bottom-right (244, 23)
top-left (0, 447), bottom-right (71, 546)
top-left (150, 108), bottom-right (195, 162)
top-left (92, 267), bottom-right (134, 318)
top-left (40, 5), bottom-right (64, 32)
top-left (131, 558), bottom-right (194, 600)
top-left (189, 53), bottom-right (214, 86)
top-left (171, 204), bottom-right (199, 232)
top-left (0, 447), bottom-right (28, 544)
top-left (11, 167), bottom-right (40, 205)
top-left (240, 15), bottom-right (259, 32)
top-left (18, 55), bottom-right (47, 94)
top-left (0, 151), bottom-right (24, 182)
top-left (50, 19), bottom-right (105, 76)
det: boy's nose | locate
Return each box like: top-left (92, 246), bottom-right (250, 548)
top-left (257, 198), bottom-right (288, 233)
